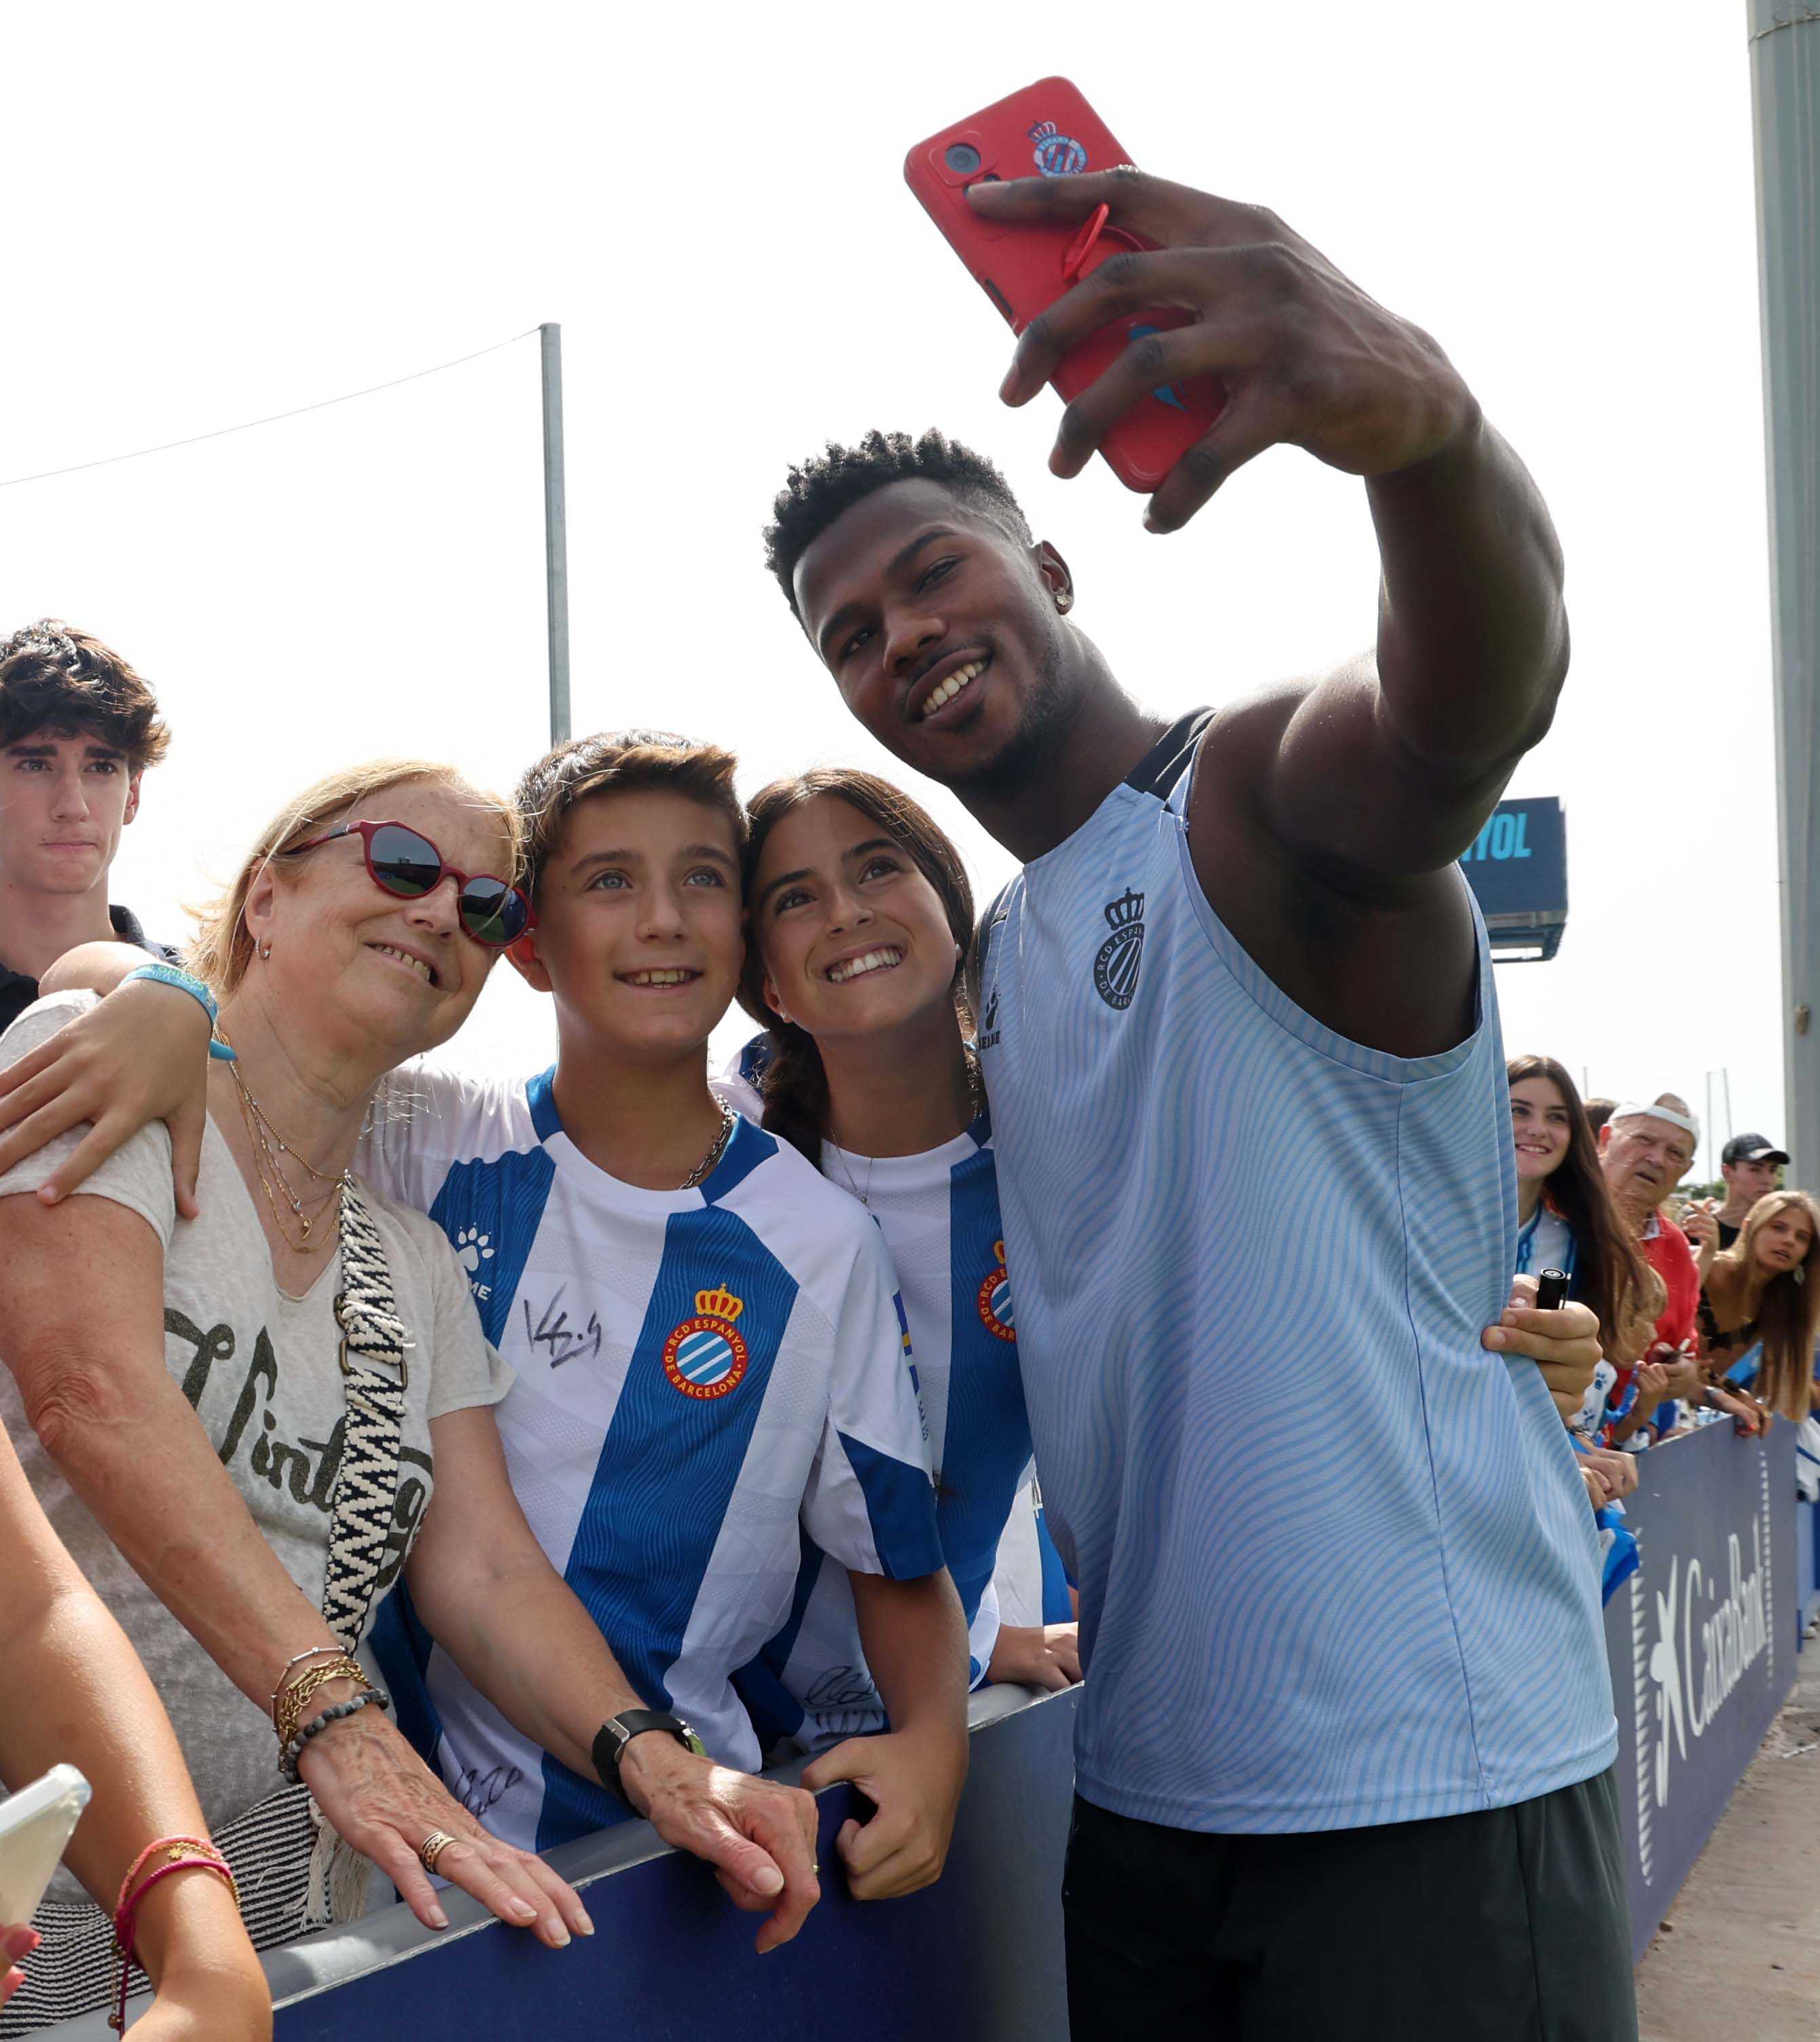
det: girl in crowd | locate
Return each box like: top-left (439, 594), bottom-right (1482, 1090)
top-left (731, 769), bottom-right (1078, 1744)
top-left (1508, 1054), bottom-right (1656, 1451)
top-left (1, 1421), bottom-right (268, 2038)
top-left (0, 761), bottom-right (810, 2026)
top-left (1698, 1190), bottom-right (1820, 1423)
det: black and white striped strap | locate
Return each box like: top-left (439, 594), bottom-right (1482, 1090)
top-left (320, 1179), bottom-right (413, 1655)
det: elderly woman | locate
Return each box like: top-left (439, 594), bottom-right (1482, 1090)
top-left (0, 760), bottom-right (814, 2028)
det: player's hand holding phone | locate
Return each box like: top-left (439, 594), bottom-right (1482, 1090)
top-left (969, 168), bottom-right (1474, 532)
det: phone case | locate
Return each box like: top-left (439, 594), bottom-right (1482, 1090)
top-left (905, 77), bottom-right (1223, 494)
top-left (0, 1766), bottom-right (92, 1925)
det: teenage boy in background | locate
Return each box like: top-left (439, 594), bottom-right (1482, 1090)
top-left (767, 164), bottom-right (1631, 2038)
top-left (358, 732), bottom-right (969, 1919)
top-left (0, 621), bottom-right (177, 1027)
top-left (1715, 1132), bottom-right (1789, 1249)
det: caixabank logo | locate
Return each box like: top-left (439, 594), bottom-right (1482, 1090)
top-left (1627, 1448), bottom-right (1774, 1883)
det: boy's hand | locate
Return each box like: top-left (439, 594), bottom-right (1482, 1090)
top-left (801, 1724), bottom-right (968, 1901)
top-left (1481, 1275), bottom-right (1601, 1417)
top-left (0, 977), bottom-right (211, 1214)
top-left (968, 167), bottom-right (1472, 532)
top-left (986, 1622), bottom-right (1082, 1693)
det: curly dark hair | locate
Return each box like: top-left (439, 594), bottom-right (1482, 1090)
top-left (763, 429), bottom-right (1032, 617)
top-left (0, 620), bottom-right (170, 768)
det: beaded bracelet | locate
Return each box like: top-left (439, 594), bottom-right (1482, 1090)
top-left (280, 1686), bottom-right (391, 1785)
top-left (121, 963), bottom-right (237, 1062)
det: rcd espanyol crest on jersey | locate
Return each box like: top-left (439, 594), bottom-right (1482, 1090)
top-left (1093, 888), bottom-right (1146, 1010)
top-left (977, 1238), bottom-right (1016, 1343)
top-left (1028, 120), bottom-right (1088, 177)
top-left (661, 1283), bottom-right (750, 1400)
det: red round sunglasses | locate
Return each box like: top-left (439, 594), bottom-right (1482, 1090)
top-left (283, 819), bottom-right (534, 948)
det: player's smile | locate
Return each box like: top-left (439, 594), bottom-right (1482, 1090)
top-left (906, 648), bottom-right (993, 727)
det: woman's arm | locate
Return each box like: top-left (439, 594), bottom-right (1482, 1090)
top-left (0, 1427), bottom-right (270, 2038)
top-left (801, 1569), bottom-right (970, 1901)
top-left (0, 1191), bottom-right (585, 1948)
top-left (405, 1407), bottom-right (821, 1953)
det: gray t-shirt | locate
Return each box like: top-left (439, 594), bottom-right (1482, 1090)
top-left (0, 993), bottom-right (513, 1890)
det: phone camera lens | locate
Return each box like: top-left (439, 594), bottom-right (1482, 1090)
top-left (945, 143), bottom-right (982, 176)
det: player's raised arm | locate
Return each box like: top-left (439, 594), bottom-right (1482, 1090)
top-left (974, 168), bottom-right (1569, 883)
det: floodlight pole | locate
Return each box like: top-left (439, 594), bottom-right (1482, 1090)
top-left (1747, 1), bottom-right (1820, 1182)
top-left (541, 323), bottom-right (571, 747)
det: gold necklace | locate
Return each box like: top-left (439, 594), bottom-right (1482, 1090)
top-left (217, 1040), bottom-right (348, 1254)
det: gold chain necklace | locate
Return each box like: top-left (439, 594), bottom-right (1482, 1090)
top-left (217, 1034), bottom-right (349, 1254)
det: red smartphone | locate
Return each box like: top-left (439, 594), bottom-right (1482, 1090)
top-left (905, 77), bottom-right (1223, 496)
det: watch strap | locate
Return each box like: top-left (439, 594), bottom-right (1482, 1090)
top-left (592, 1710), bottom-right (702, 1806)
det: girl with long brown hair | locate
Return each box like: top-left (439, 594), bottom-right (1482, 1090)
top-left (1699, 1190), bottom-right (1820, 1423)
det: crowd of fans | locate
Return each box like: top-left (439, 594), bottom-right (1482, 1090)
top-left (1506, 1058), bottom-right (1819, 1571)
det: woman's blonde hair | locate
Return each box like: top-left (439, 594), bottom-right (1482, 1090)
top-left (187, 759), bottom-right (520, 996)
top-left (1709, 1188), bottom-right (1820, 1421)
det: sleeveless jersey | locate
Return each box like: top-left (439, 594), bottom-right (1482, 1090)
top-left (978, 711), bottom-right (1615, 1834)
top-left (359, 1063), bottom-right (941, 1853)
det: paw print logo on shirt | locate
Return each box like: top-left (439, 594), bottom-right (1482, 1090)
top-left (456, 1226), bottom-right (495, 1274)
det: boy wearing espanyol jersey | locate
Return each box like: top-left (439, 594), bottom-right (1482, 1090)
top-left (361, 733), bottom-right (970, 1904)
top-left (767, 163), bottom-right (1635, 2041)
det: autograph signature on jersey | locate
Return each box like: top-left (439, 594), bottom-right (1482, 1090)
top-left (523, 1286), bottom-right (604, 1369)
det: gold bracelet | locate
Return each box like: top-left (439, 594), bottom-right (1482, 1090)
top-left (268, 1646), bottom-right (348, 1731)
top-left (274, 1658), bottom-right (370, 1749)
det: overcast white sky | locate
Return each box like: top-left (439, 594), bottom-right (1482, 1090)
top-left (0, 2), bottom-right (1785, 1180)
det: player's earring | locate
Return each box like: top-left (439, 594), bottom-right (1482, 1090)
top-left (1055, 590), bottom-right (1073, 613)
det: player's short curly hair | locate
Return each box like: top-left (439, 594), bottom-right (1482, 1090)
top-left (763, 429), bottom-right (1032, 619)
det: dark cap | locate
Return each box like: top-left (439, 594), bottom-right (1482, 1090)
top-left (1722, 1133), bottom-right (1790, 1169)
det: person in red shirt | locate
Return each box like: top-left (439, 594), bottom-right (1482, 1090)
top-left (1599, 1095), bottom-right (1707, 1440)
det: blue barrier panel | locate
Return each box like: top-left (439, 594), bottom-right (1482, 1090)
top-left (1602, 1421), bottom-right (1797, 1963)
top-left (50, 1686), bottom-right (1078, 2041)
top-left (1798, 1498), bottom-right (1820, 1640)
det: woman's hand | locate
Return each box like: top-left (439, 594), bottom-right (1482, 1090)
top-left (801, 1724), bottom-right (968, 1901)
top-left (1706, 1383), bottom-right (1767, 1436)
top-left (0, 1923), bottom-right (39, 2006)
top-left (620, 1738), bottom-right (820, 1954)
top-left (0, 979), bottom-right (211, 1214)
top-left (986, 1622), bottom-right (1082, 1693)
top-left (1579, 1446), bottom-right (1638, 1503)
top-left (296, 1703), bottom-right (592, 1948)
top-left (1482, 1276), bottom-right (1602, 1417)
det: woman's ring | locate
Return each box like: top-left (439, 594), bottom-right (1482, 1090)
top-left (418, 1830), bottom-right (458, 1875)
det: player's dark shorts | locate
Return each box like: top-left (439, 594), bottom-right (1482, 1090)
top-left (1062, 1766), bottom-right (1636, 2041)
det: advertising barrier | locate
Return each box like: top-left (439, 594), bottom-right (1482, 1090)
top-left (1602, 1420), bottom-right (1797, 1963)
top-left (43, 1428), bottom-right (1805, 2034)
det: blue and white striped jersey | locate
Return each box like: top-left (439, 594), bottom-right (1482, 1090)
top-left (360, 1064), bottom-right (942, 1853)
top-left (978, 710), bottom-right (1616, 1836)
top-left (719, 1060), bottom-right (1068, 1749)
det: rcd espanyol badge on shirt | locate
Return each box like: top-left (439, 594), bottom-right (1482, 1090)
top-left (1029, 120), bottom-right (1088, 177)
top-left (977, 1239), bottom-right (1017, 1343)
top-left (1093, 888), bottom-right (1146, 1010)
top-left (662, 1283), bottom-right (750, 1400)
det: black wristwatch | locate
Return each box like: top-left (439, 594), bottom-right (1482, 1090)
top-left (592, 1709), bottom-right (706, 1807)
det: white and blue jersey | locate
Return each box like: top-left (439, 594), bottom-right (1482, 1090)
top-left (360, 1064), bottom-right (942, 1854)
top-left (978, 710), bottom-right (1616, 1836)
top-left (721, 1056), bottom-right (1068, 1749)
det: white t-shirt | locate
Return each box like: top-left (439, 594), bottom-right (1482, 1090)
top-left (0, 994), bottom-right (513, 1896)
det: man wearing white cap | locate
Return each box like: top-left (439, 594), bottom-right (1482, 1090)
top-left (1599, 1095), bottom-right (1705, 1442)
